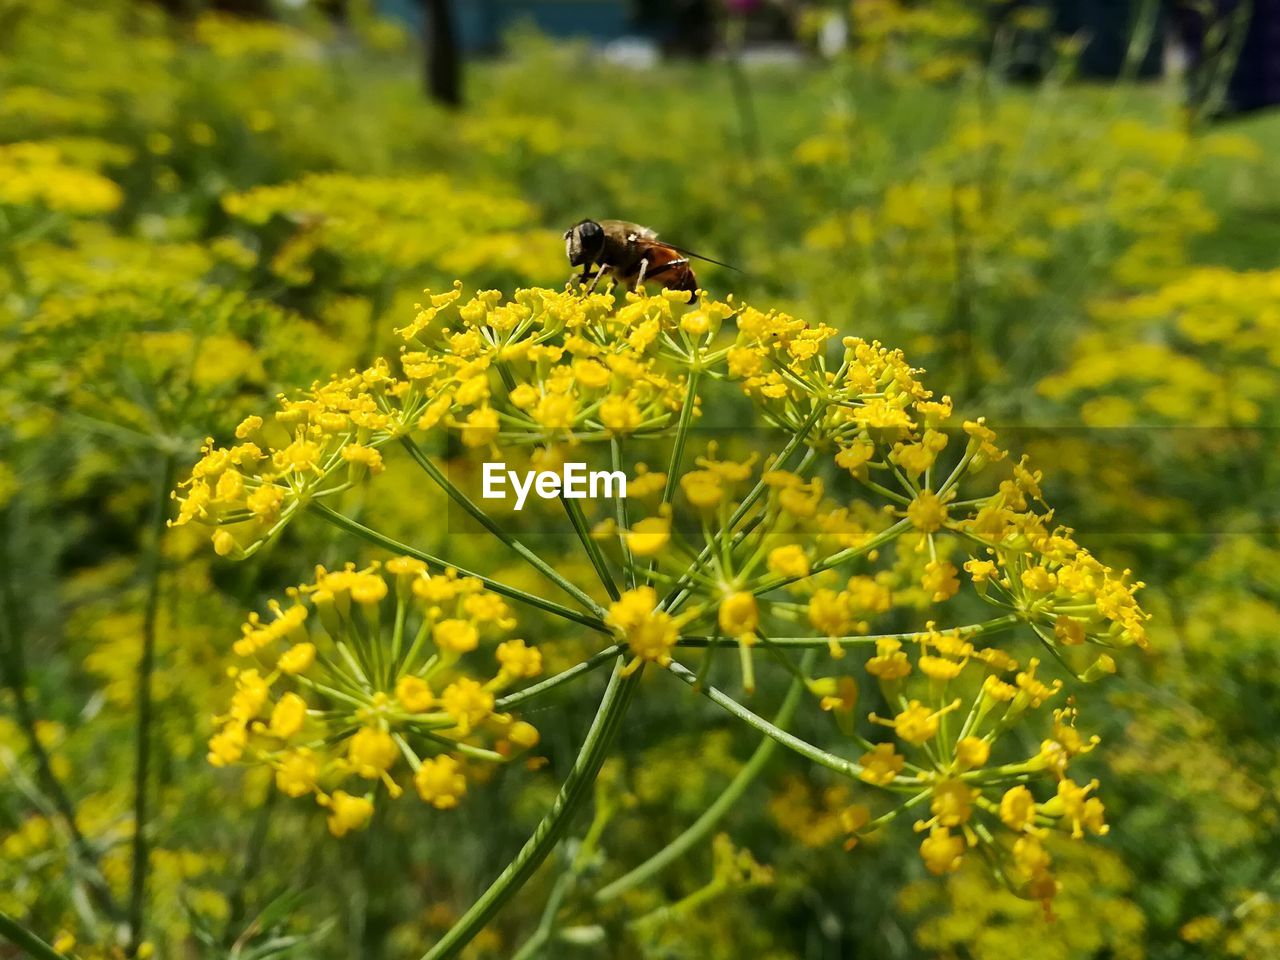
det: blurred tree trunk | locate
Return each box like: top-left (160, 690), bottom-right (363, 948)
top-left (143, 0), bottom-right (272, 16)
top-left (420, 0), bottom-right (463, 108)
top-left (145, 0), bottom-right (193, 14)
top-left (316, 0), bottom-right (349, 25)
top-left (212, 0), bottom-right (273, 14)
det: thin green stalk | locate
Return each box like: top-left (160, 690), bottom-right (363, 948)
top-left (0, 911), bottom-right (67, 960)
top-left (0, 512), bottom-right (119, 919)
top-left (510, 869), bottom-right (576, 960)
top-left (750, 518), bottom-right (913, 597)
top-left (399, 437), bottom-right (606, 618)
top-left (1118, 0), bottom-right (1162, 86)
top-left (664, 660), bottom-right (861, 780)
top-left (420, 661), bottom-right (641, 960)
top-left (727, 406), bottom-right (825, 529)
top-left (596, 650), bottom-right (818, 903)
top-left (389, 596), bottom-right (408, 686)
top-left (643, 368), bottom-right (702, 588)
top-left (611, 438), bottom-right (636, 590)
top-left (659, 369), bottom-right (702, 508)
top-left (312, 503), bottom-right (609, 634)
top-left (221, 791), bottom-right (277, 944)
top-left (628, 878), bottom-right (733, 935)
top-left (128, 454), bottom-right (177, 956)
top-left (662, 406), bottom-right (825, 610)
top-left (496, 644), bottom-right (624, 711)
top-left (676, 616), bottom-right (1020, 649)
top-left (560, 495), bottom-right (619, 600)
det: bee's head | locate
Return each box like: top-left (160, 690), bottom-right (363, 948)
top-left (565, 219), bottom-right (605, 267)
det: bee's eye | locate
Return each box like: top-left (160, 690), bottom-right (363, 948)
top-left (579, 220), bottom-right (603, 242)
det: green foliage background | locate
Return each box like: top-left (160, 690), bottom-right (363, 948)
top-left (2, 1), bottom-right (1279, 957)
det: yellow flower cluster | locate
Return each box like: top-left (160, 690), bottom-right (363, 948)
top-left (8, 229), bottom-right (340, 458)
top-left (206, 559), bottom-right (542, 836)
top-left (176, 285), bottom-right (1146, 900)
top-left (222, 174), bottom-right (562, 287)
top-left (0, 141), bottom-right (122, 215)
top-left (849, 0), bottom-right (991, 83)
top-left (172, 286), bottom-right (701, 554)
top-left (828, 626), bottom-right (1109, 905)
top-left (192, 11), bottom-right (317, 59)
top-left (899, 841), bottom-right (1145, 955)
top-left (1042, 266), bottom-right (1280, 427)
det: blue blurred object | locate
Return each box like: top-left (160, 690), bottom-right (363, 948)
top-left (1173, 0), bottom-right (1280, 114)
top-left (379, 0), bottom-right (633, 53)
top-left (1227, 0), bottom-right (1280, 112)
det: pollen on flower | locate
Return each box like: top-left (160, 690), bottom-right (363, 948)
top-left (920, 825), bottom-right (966, 875)
top-left (324, 791), bottom-right (374, 837)
top-left (608, 587), bottom-right (679, 671)
top-left (414, 754), bottom-right (467, 809)
top-left (441, 678), bottom-right (494, 735)
top-left (718, 592), bottom-right (760, 642)
top-left (626, 513), bottom-right (671, 557)
top-left (858, 743), bottom-right (906, 785)
top-left (767, 545), bottom-right (811, 579)
top-left (395, 676), bottom-right (435, 713)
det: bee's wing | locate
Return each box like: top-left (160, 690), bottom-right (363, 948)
top-left (600, 219), bottom-right (658, 243)
top-left (599, 220), bottom-right (740, 271)
top-left (667, 244), bottom-right (740, 272)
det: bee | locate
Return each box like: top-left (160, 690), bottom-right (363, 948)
top-left (564, 219), bottom-right (734, 295)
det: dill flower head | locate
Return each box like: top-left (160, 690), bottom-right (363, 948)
top-left (222, 173), bottom-right (561, 287)
top-left (179, 283), bottom-right (1147, 903)
top-left (206, 559), bottom-right (542, 834)
top-left (0, 141), bottom-right (123, 215)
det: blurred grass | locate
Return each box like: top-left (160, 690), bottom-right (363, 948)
top-left (4, 4), bottom-right (1280, 958)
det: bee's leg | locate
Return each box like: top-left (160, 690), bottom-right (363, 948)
top-left (585, 262), bottom-right (609, 294)
top-left (632, 257), bottom-right (686, 295)
top-left (635, 257), bottom-right (650, 290)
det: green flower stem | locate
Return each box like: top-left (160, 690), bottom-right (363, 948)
top-left (659, 369), bottom-right (702, 509)
top-left (664, 659), bottom-right (862, 780)
top-left (421, 660), bottom-right (642, 960)
top-left (627, 876), bottom-right (735, 935)
top-left (661, 407), bottom-right (825, 611)
top-left (496, 644), bottom-right (624, 712)
top-left (595, 649), bottom-right (818, 904)
top-left (0, 911), bottom-right (67, 960)
top-left (312, 503), bottom-right (610, 635)
top-left (611, 438), bottom-right (636, 590)
top-left (730, 405), bottom-right (826, 529)
top-left (560, 494), bottom-right (620, 601)
top-left (0, 511), bottom-right (119, 919)
top-left (645, 367), bottom-right (702, 587)
top-left (220, 790), bottom-right (277, 944)
top-left (399, 436), bottom-right (607, 619)
top-left (751, 518), bottom-right (914, 597)
top-left (509, 868), bottom-right (576, 960)
top-left (675, 616), bottom-right (1020, 649)
top-left (389, 597), bottom-right (408, 685)
top-left (129, 453), bottom-right (177, 957)
top-left (937, 443), bottom-right (978, 497)
top-left (422, 734), bottom-right (505, 763)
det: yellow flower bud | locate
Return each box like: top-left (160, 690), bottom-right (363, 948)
top-left (269, 693), bottom-right (308, 739)
top-left (326, 791), bottom-right (374, 837)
